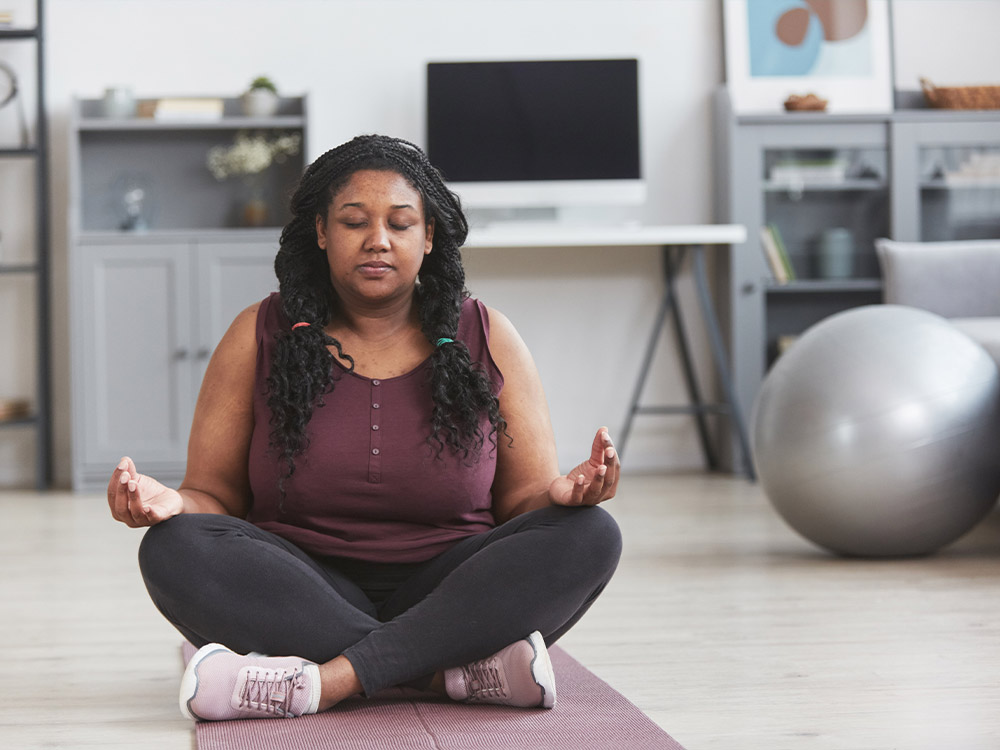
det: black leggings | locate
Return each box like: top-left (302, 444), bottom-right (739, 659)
top-left (138, 504), bottom-right (622, 696)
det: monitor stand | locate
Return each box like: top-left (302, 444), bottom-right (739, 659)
top-left (465, 206), bottom-right (558, 229)
top-left (466, 205), bottom-right (640, 230)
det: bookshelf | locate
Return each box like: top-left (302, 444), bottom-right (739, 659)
top-left (0, 0), bottom-right (50, 488)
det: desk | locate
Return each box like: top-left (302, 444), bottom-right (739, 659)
top-left (465, 224), bottom-right (754, 478)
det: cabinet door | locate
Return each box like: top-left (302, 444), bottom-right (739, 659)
top-left (892, 120), bottom-right (1000, 242)
top-left (733, 122), bottom-right (889, 367)
top-left (76, 243), bottom-right (194, 476)
top-left (193, 240), bottom-right (280, 388)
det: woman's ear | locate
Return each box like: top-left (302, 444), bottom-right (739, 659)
top-left (315, 213), bottom-right (328, 250)
top-left (424, 218), bottom-right (435, 255)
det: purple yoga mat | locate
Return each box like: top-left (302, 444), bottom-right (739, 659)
top-left (184, 643), bottom-right (685, 750)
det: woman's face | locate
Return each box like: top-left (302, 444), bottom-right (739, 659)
top-left (316, 169), bottom-right (434, 308)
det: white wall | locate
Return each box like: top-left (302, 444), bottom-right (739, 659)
top-left (891, 0), bottom-right (1000, 88)
top-left (1, 0), bottom-right (999, 487)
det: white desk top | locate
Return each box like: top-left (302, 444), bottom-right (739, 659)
top-left (464, 224), bottom-right (746, 249)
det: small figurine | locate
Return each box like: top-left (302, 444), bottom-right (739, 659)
top-left (120, 186), bottom-right (148, 232)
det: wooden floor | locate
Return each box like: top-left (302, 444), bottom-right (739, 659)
top-left (3, 473), bottom-right (1000, 749)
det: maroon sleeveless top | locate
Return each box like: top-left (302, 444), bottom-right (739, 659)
top-left (247, 293), bottom-right (503, 563)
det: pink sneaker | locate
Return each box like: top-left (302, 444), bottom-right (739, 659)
top-left (444, 631), bottom-right (556, 708)
top-left (180, 643), bottom-right (322, 721)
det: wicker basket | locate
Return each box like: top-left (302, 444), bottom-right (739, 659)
top-left (921, 78), bottom-right (1000, 110)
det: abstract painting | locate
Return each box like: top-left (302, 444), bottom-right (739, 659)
top-left (724, 0), bottom-right (893, 114)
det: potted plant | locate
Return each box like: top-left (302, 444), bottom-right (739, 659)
top-left (241, 76), bottom-right (279, 117)
top-left (205, 130), bottom-right (302, 226)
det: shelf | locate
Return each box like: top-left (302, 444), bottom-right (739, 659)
top-left (77, 115), bottom-right (306, 132)
top-left (75, 95), bottom-right (307, 131)
top-left (766, 278), bottom-right (883, 294)
top-left (922, 179), bottom-right (1000, 190)
top-left (0, 28), bottom-right (38, 40)
top-left (764, 179), bottom-right (887, 192)
top-left (0, 414), bottom-right (37, 428)
top-left (0, 263), bottom-right (38, 274)
top-left (0, 147), bottom-right (39, 157)
top-left (78, 228), bottom-right (283, 244)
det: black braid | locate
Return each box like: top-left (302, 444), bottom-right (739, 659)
top-left (267, 134), bottom-right (507, 494)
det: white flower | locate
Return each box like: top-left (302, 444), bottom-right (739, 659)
top-left (206, 132), bottom-right (302, 180)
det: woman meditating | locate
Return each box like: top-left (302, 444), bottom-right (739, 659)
top-left (107, 134), bottom-right (622, 722)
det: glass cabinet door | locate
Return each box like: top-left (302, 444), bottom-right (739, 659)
top-left (762, 145), bottom-right (889, 280)
top-left (918, 143), bottom-right (1000, 241)
top-left (891, 118), bottom-right (1000, 243)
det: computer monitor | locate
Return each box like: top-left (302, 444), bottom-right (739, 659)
top-left (425, 59), bottom-right (645, 225)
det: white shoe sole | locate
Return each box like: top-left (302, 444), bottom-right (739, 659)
top-left (179, 643), bottom-right (233, 721)
top-left (526, 630), bottom-right (557, 709)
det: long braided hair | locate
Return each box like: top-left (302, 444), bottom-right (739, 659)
top-left (267, 135), bottom-right (506, 490)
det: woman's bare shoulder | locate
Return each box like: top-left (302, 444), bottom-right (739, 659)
top-left (219, 301), bottom-right (263, 355)
top-left (484, 304), bottom-right (531, 367)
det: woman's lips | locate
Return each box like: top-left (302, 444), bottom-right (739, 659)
top-left (358, 261), bottom-right (392, 277)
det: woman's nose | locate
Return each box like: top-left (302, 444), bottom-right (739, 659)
top-left (366, 221), bottom-right (391, 251)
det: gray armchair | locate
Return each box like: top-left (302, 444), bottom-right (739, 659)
top-left (875, 238), bottom-right (1000, 367)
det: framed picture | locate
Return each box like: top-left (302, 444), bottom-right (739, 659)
top-left (723, 0), bottom-right (893, 114)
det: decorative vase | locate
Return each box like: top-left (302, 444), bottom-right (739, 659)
top-left (243, 197), bottom-right (269, 227)
top-left (241, 175), bottom-right (269, 227)
top-left (241, 89), bottom-right (279, 117)
top-left (102, 87), bottom-right (137, 119)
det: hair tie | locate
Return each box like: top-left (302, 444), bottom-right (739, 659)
top-left (292, 322), bottom-right (310, 330)
top-left (435, 337), bottom-right (454, 347)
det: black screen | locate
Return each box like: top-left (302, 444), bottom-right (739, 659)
top-left (426, 59), bottom-right (641, 183)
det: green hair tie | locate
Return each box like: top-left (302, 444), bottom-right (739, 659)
top-left (435, 338), bottom-right (454, 347)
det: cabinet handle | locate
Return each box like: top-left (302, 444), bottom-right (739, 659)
top-left (173, 349), bottom-right (190, 360)
top-left (196, 348), bottom-right (211, 359)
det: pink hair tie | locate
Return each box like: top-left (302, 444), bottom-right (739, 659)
top-left (292, 322), bottom-right (310, 330)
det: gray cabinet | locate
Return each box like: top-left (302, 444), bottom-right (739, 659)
top-left (713, 89), bottom-right (1000, 470)
top-left (71, 236), bottom-right (277, 489)
top-left (69, 94), bottom-right (305, 489)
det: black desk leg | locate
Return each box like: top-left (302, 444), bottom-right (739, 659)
top-left (620, 245), bottom-right (714, 465)
top-left (664, 246), bottom-right (717, 469)
top-left (690, 246), bottom-right (756, 479)
top-left (619, 258), bottom-right (672, 456)
top-left (619, 244), bottom-right (755, 480)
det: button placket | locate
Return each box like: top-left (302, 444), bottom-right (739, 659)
top-left (368, 379), bottom-right (382, 483)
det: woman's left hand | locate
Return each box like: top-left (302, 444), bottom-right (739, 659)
top-left (548, 427), bottom-right (621, 507)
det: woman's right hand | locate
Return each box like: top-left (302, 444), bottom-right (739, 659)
top-left (107, 456), bottom-right (183, 528)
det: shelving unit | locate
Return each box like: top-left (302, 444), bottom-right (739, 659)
top-left (712, 88), bottom-right (1000, 472)
top-left (68, 94), bottom-right (307, 490)
top-left (0, 0), bottom-right (50, 488)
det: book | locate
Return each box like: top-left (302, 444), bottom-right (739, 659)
top-left (770, 158), bottom-right (847, 185)
top-left (768, 223), bottom-right (795, 281)
top-left (759, 226), bottom-right (788, 283)
top-left (153, 98), bottom-right (224, 121)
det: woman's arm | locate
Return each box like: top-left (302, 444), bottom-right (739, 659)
top-left (107, 301), bottom-right (261, 527)
top-left (487, 306), bottom-right (620, 524)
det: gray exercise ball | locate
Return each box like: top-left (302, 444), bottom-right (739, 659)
top-left (752, 305), bottom-right (1000, 557)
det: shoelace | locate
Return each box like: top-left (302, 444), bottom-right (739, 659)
top-left (462, 658), bottom-right (508, 701)
top-left (238, 667), bottom-right (302, 717)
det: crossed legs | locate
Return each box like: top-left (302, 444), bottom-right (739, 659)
top-left (139, 505), bottom-right (622, 705)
